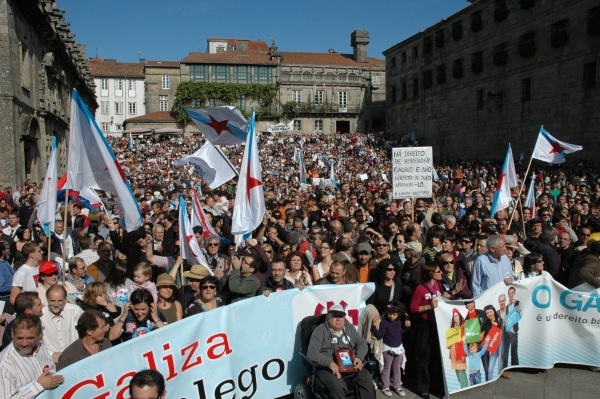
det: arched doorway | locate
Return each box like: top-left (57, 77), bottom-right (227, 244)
top-left (22, 117), bottom-right (41, 182)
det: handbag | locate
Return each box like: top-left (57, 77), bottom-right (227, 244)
top-left (334, 348), bottom-right (356, 374)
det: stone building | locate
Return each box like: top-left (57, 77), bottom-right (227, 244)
top-left (87, 58), bottom-right (145, 136)
top-left (0, 0), bottom-right (95, 186)
top-left (383, 0), bottom-right (600, 160)
top-left (144, 60), bottom-right (180, 114)
top-left (153, 30), bottom-right (385, 135)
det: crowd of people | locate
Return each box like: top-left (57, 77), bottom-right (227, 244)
top-left (1, 131), bottom-right (600, 398)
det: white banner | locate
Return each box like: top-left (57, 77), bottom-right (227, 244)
top-left (392, 147), bottom-right (433, 199)
top-left (435, 276), bottom-right (600, 394)
top-left (39, 284), bottom-right (374, 399)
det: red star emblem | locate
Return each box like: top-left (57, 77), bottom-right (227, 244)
top-left (245, 162), bottom-right (262, 201)
top-left (208, 115), bottom-right (232, 136)
top-left (495, 172), bottom-right (505, 190)
top-left (549, 141), bottom-right (566, 154)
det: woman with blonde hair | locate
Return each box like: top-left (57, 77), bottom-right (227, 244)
top-left (78, 281), bottom-right (122, 323)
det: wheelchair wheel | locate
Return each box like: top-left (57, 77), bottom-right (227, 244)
top-left (294, 382), bottom-right (313, 399)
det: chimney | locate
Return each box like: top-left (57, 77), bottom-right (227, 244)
top-left (351, 30), bottom-right (370, 63)
top-left (139, 58), bottom-right (146, 65)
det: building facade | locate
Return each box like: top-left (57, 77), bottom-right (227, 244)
top-left (384, 0), bottom-right (600, 160)
top-left (0, 0), bottom-right (96, 186)
top-left (145, 60), bottom-right (180, 114)
top-left (88, 58), bottom-right (145, 136)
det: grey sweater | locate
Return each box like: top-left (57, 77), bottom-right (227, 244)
top-left (307, 320), bottom-right (369, 368)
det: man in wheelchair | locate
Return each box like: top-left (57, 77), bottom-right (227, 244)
top-left (306, 304), bottom-right (375, 399)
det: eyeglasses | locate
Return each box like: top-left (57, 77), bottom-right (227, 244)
top-left (264, 250), bottom-right (272, 253)
top-left (581, 234), bottom-right (591, 237)
top-left (201, 285), bottom-right (216, 290)
top-left (541, 213), bottom-right (550, 217)
top-left (441, 260), bottom-right (454, 265)
top-left (207, 243), bottom-right (220, 247)
top-left (320, 246), bottom-right (330, 250)
top-left (282, 247), bottom-right (291, 251)
top-left (385, 268), bottom-right (396, 271)
top-left (375, 243), bottom-right (389, 247)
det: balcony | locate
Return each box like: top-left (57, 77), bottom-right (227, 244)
top-left (281, 102), bottom-right (360, 118)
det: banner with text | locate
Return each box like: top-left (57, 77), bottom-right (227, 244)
top-left (435, 276), bottom-right (600, 394)
top-left (392, 146), bottom-right (433, 199)
top-left (39, 284), bottom-right (374, 399)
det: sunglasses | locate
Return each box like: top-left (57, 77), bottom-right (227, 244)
top-left (201, 285), bottom-right (216, 290)
top-left (282, 247), bottom-right (291, 251)
top-left (207, 243), bottom-right (220, 247)
top-left (375, 244), bottom-right (389, 247)
top-left (385, 268), bottom-right (396, 271)
top-left (441, 260), bottom-right (454, 265)
top-left (264, 250), bottom-right (272, 253)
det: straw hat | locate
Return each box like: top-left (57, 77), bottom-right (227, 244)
top-left (183, 265), bottom-right (210, 280)
top-left (156, 273), bottom-right (176, 288)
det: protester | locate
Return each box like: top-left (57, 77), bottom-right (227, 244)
top-left (155, 273), bottom-right (183, 323)
top-left (129, 369), bottom-right (167, 399)
top-left (109, 288), bottom-right (165, 342)
top-left (9, 242), bottom-right (43, 304)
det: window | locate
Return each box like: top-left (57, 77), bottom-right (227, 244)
top-left (391, 57), bottom-right (396, 69)
top-left (234, 66), bottom-right (249, 83)
top-left (338, 91), bottom-right (347, 110)
top-left (452, 21), bottom-right (463, 41)
top-left (401, 82), bottom-right (407, 100)
top-left (162, 75), bottom-right (170, 89)
top-left (437, 65), bottom-right (446, 84)
top-left (551, 20), bottom-right (569, 48)
top-left (101, 78), bottom-right (108, 96)
top-left (101, 101), bottom-right (109, 114)
top-left (256, 66), bottom-right (271, 83)
top-left (477, 90), bottom-right (484, 110)
top-left (495, 0), bottom-right (509, 22)
top-left (471, 52), bottom-right (483, 73)
top-left (372, 75), bottom-right (381, 85)
top-left (452, 59), bottom-right (463, 78)
top-left (115, 78), bottom-right (123, 91)
top-left (293, 120), bottom-right (302, 131)
top-left (519, 32), bottom-right (536, 57)
top-left (423, 36), bottom-right (432, 54)
top-left (159, 95), bottom-right (168, 111)
top-left (101, 122), bottom-right (109, 132)
top-left (401, 52), bottom-right (406, 63)
top-left (471, 11), bottom-right (482, 32)
top-left (292, 90), bottom-right (302, 103)
top-left (412, 46), bottom-right (418, 59)
top-left (589, 6), bottom-right (600, 35)
top-left (412, 78), bottom-right (419, 97)
top-left (190, 65), bottom-right (209, 82)
top-left (115, 102), bottom-right (123, 115)
top-left (236, 97), bottom-right (245, 110)
top-left (435, 29), bottom-right (445, 48)
top-left (315, 90), bottom-right (324, 104)
top-left (522, 78), bottom-right (531, 101)
top-left (21, 43), bottom-right (30, 88)
top-left (115, 124), bottom-right (122, 131)
top-left (213, 66), bottom-right (229, 82)
top-left (128, 80), bottom-right (136, 95)
top-left (520, 0), bottom-right (534, 10)
top-left (424, 70), bottom-right (433, 88)
top-left (128, 102), bottom-right (137, 115)
top-left (583, 62), bottom-right (597, 89)
top-left (208, 98), bottom-right (222, 107)
top-left (314, 120), bottom-right (323, 131)
top-left (493, 42), bottom-right (508, 65)
top-left (391, 85), bottom-right (397, 103)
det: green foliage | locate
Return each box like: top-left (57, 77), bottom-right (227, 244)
top-left (174, 82), bottom-right (277, 122)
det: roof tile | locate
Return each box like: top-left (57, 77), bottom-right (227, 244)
top-left (88, 58), bottom-right (145, 77)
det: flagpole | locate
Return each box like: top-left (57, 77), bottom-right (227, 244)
top-left (47, 225), bottom-right (52, 262)
top-left (520, 195), bottom-right (527, 238)
top-left (508, 156), bottom-right (534, 229)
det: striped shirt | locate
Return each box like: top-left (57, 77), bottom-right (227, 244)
top-left (0, 342), bottom-right (55, 399)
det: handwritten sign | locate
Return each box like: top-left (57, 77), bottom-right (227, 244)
top-left (392, 147), bottom-right (433, 199)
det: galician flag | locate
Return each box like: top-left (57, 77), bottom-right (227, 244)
top-left (57, 173), bottom-right (103, 210)
top-left (490, 144), bottom-right (518, 218)
top-left (330, 160), bottom-right (338, 189)
top-left (231, 110), bottom-right (265, 238)
top-left (298, 149), bottom-right (307, 184)
top-left (178, 195), bottom-right (211, 273)
top-left (184, 106), bottom-right (248, 145)
top-left (524, 174), bottom-right (536, 219)
top-left (190, 188), bottom-right (218, 238)
top-left (36, 137), bottom-right (58, 233)
top-left (531, 126), bottom-right (582, 164)
top-left (173, 141), bottom-right (237, 189)
top-left (67, 90), bottom-right (142, 232)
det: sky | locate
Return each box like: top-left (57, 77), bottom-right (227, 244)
top-left (57, 0), bottom-right (469, 63)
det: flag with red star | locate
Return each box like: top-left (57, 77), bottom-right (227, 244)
top-left (490, 144), bottom-right (517, 218)
top-left (232, 110), bottom-right (265, 237)
top-left (178, 195), bottom-right (211, 272)
top-left (189, 187), bottom-right (218, 238)
top-left (184, 106), bottom-right (248, 145)
top-left (36, 137), bottom-right (58, 232)
top-left (532, 126), bottom-right (582, 164)
top-left (67, 90), bottom-right (142, 232)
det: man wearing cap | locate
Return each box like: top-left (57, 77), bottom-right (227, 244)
top-left (9, 242), bottom-right (43, 305)
top-left (345, 242), bottom-right (377, 283)
top-left (307, 304), bottom-right (375, 399)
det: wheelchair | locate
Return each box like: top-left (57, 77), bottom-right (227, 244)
top-left (294, 314), bottom-right (379, 399)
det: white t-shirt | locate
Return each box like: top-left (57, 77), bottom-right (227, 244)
top-left (11, 264), bottom-right (40, 291)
